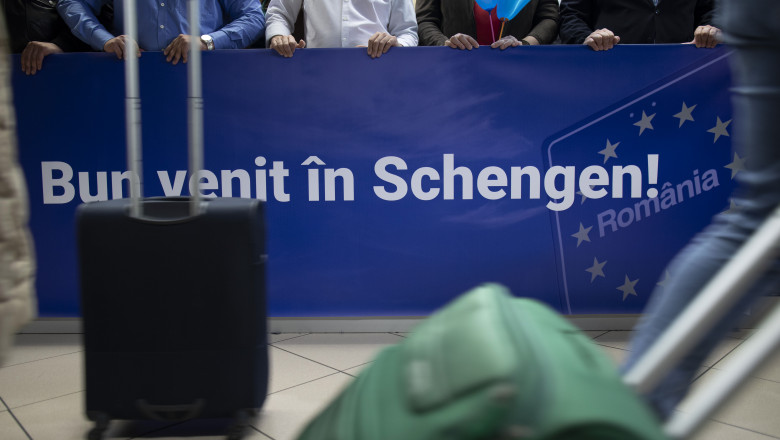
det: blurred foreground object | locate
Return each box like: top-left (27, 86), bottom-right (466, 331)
top-left (76, 1), bottom-right (268, 437)
top-left (296, 284), bottom-right (666, 440)
top-left (0, 8), bottom-right (37, 366)
top-left (622, 0), bottom-right (780, 420)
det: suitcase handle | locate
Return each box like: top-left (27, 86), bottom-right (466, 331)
top-left (123, 0), bottom-right (204, 218)
top-left (136, 398), bottom-right (205, 422)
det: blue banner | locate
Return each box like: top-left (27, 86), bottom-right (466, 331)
top-left (13, 45), bottom-right (734, 317)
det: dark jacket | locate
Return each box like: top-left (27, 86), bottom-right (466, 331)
top-left (417, 0), bottom-right (560, 46)
top-left (558, 0), bottom-right (715, 45)
top-left (1, 0), bottom-right (91, 52)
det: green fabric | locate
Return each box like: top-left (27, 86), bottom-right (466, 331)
top-left (296, 284), bottom-right (669, 440)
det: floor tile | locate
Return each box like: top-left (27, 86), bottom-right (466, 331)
top-left (688, 418), bottom-right (778, 440)
top-left (4, 330), bottom-right (775, 440)
top-left (678, 368), bottom-right (780, 437)
top-left (0, 410), bottom-right (29, 440)
top-left (11, 392), bottom-right (109, 440)
top-left (593, 330), bottom-right (634, 350)
top-left (269, 333), bottom-right (309, 344)
top-left (268, 346), bottom-right (339, 394)
top-left (342, 362), bottom-right (371, 377)
top-left (130, 417), bottom-right (272, 440)
top-left (272, 333), bottom-right (403, 371)
top-left (727, 329), bottom-right (756, 340)
top-left (582, 330), bottom-right (609, 339)
top-left (254, 373), bottom-right (353, 440)
top-left (713, 337), bottom-right (780, 383)
top-left (3, 334), bottom-right (82, 366)
top-left (245, 428), bottom-right (274, 439)
top-left (597, 345), bottom-right (630, 366)
top-left (0, 351), bottom-right (83, 409)
top-left (691, 366), bottom-right (711, 382)
top-left (604, 348), bottom-right (712, 380)
top-left (14, 391), bottom-right (271, 440)
top-left (701, 338), bottom-right (744, 368)
top-left (594, 332), bottom-right (743, 368)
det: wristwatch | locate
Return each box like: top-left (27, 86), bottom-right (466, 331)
top-left (200, 34), bottom-right (215, 51)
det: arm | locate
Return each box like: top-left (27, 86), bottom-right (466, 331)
top-left (49, 15), bottom-right (92, 53)
top-left (415, 0), bottom-right (448, 46)
top-left (163, 0), bottom-right (264, 63)
top-left (366, 0), bottom-right (418, 58)
top-left (388, 0), bottom-right (419, 47)
top-left (56, 0), bottom-right (113, 51)
top-left (21, 6), bottom-right (92, 75)
top-left (558, 0), bottom-right (595, 44)
top-left (212, 0), bottom-right (266, 49)
top-left (525, 0), bottom-right (559, 45)
top-left (264, 0), bottom-right (302, 47)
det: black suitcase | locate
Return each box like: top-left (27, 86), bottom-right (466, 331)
top-left (76, 1), bottom-right (267, 438)
top-left (77, 197), bottom-right (268, 439)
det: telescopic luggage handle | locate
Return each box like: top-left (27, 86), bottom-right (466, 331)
top-left (624, 204), bottom-right (780, 439)
top-left (123, 0), bottom-right (204, 218)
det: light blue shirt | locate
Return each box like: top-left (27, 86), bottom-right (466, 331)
top-left (58, 0), bottom-right (265, 51)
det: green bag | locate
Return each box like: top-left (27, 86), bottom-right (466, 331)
top-left (296, 284), bottom-right (668, 440)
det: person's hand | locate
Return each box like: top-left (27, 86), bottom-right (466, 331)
top-left (20, 41), bottom-right (62, 75)
top-left (163, 34), bottom-right (202, 64)
top-left (583, 28), bottom-right (620, 51)
top-left (691, 25), bottom-right (721, 48)
top-left (103, 35), bottom-right (141, 59)
top-left (367, 32), bottom-right (398, 58)
top-left (491, 35), bottom-right (522, 50)
top-left (445, 33), bottom-right (479, 50)
top-left (270, 35), bottom-right (305, 58)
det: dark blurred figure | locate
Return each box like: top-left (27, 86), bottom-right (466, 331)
top-left (623, 0), bottom-right (780, 419)
top-left (0, 8), bottom-right (37, 366)
top-left (0, 0), bottom-right (110, 75)
top-left (559, 0), bottom-right (720, 51)
top-left (416, 0), bottom-right (559, 49)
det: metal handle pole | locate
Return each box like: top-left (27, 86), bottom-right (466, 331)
top-left (124, 0), bottom-right (142, 217)
top-left (624, 204), bottom-right (780, 394)
top-left (187, 0), bottom-right (204, 216)
top-left (663, 303), bottom-right (780, 439)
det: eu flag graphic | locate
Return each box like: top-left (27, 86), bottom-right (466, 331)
top-left (545, 51), bottom-right (738, 314)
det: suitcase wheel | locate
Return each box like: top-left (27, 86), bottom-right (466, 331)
top-left (225, 409), bottom-right (255, 440)
top-left (86, 412), bottom-right (109, 440)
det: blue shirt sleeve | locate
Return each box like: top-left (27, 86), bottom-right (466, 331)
top-left (57, 0), bottom-right (115, 51)
top-left (209, 0), bottom-right (266, 49)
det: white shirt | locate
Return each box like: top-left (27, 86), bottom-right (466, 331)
top-left (265, 0), bottom-right (418, 48)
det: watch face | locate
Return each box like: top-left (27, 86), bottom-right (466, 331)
top-left (201, 35), bottom-right (214, 50)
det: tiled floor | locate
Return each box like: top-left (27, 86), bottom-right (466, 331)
top-left (1, 329), bottom-right (778, 440)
